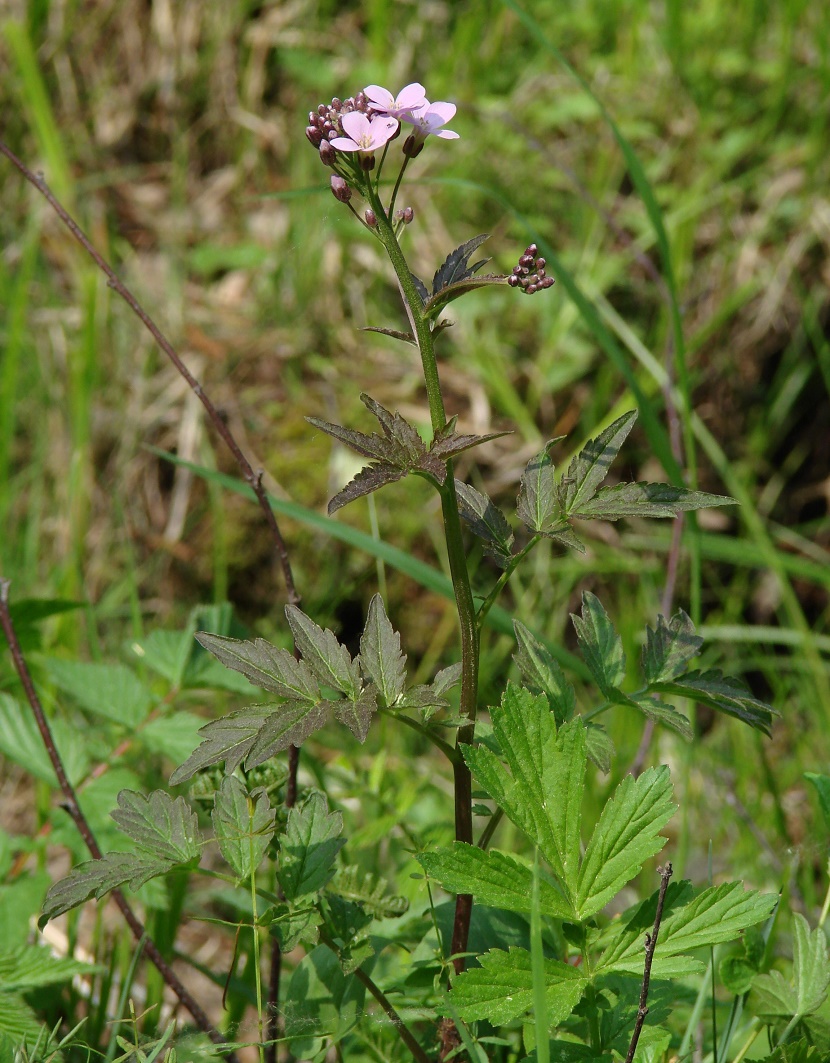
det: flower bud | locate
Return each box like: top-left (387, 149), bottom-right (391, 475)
top-left (319, 140), bottom-right (336, 167)
top-left (507, 274), bottom-right (519, 287)
top-left (364, 208), bottom-right (377, 228)
top-left (403, 134), bottom-right (424, 158)
top-left (330, 175), bottom-right (352, 203)
top-left (402, 206), bottom-right (414, 224)
top-left (361, 153), bottom-right (376, 171)
top-left (306, 125), bottom-right (323, 147)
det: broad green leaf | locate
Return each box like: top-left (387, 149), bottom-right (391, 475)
top-left (576, 766), bottom-right (674, 919)
top-left (571, 592), bottom-right (629, 700)
top-left (139, 711), bottom-right (205, 764)
top-left (0, 947), bottom-right (99, 990)
top-left (285, 606), bottom-right (360, 698)
top-left (193, 632), bottom-right (319, 702)
top-left (40, 851), bottom-right (173, 924)
top-left (333, 686), bottom-right (377, 742)
top-left (513, 620), bottom-right (575, 724)
top-left (326, 865), bottom-right (409, 918)
top-left (418, 843), bottom-right (573, 920)
top-left (110, 790), bottom-right (201, 864)
top-left (597, 880), bottom-right (777, 976)
top-left (651, 669), bottom-right (778, 734)
top-left (169, 705), bottom-right (274, 783)
top-left (455, 480), bottom-right (514, 567)
top-left (562, 411), bottom-right (637, 513)
top-left (267, 901), bottom-right (321, 952)
top-left (752, 913), bottom-right (830, 1021)
top-left (359, 594), bottom-right (406, 705)
top-left (0, 693), bottom-right (89, 788)
top-left (572, 482), bottom-right (736, 520)
top-left (805, 772), bottom-right (830, 831)
top-left (41, 659), bottom-right (153, 726)
top-left (629, 695), bottom-right (693, 741)
top-left (641, 611), bottom-right (703, 683)
top-left (447, 947), bottom-right (588, 1025)
top-left (0, 991), bottom-right (42, 1046)
top-left (720, 925), bottom-right (765, 994)
top-left (212, 776), bottom-right (276, 881)
top-left (278, 792), bottom-right (345, 902)
top-left (464, 688), bottom-right (585, 889)
top-left (516, 445), bottom-right (562, 534)
top-left (129, 628), bottom-right (194, 686)
top-left (284, 944), bottom-right (365, 1054)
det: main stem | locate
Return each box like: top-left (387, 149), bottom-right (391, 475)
top-left (369, 190), bottom-right (479, 973)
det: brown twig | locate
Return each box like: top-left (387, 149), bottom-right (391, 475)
top-left (0, 580), bottom-right (238, 1059)
top-left (624, 862), bottom-right (674, 1063)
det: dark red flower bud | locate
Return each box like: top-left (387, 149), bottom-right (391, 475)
top-left (365, 208), bottom-right (377, 228)
top-left (319, 140), bottom-right (336, 166)
top-left (306, 126), bottom-right (323, 147)
top-left (402, 206), bottom-right (414, 224)
top-left (330, 175), bottom-right (352, 203)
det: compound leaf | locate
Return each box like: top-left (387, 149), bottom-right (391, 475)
top-left (642, 611), bottom-right (703, 683)
top-left (170, 705), bottom-right (274, 783)
top-left (752, 914), bottom-right (830, 1022)
top-left (212, 775), bottom-right (276, 881)
top-left (455, 480), bottom-right (514, 567)
top-left (110, 790), bottom-right (201, 864)
top-left (562, 411), bottom-right (637, 513)
top-left (40, 852), bottom-right (173, 925)
top-left (194, 632), bottom-right (319, 702)
top-left (650, 669), bottom-right (778, 734)
top-left (285, 606), bottom-right (360, 698)
top-left (245, 700), bottom-right (332, 768)
top-left (573, 481), bottom-right (736, 520)
top-left (516, 445), bottom-right (561, 534)
top-left (571, 592), bottom-right (629, 701)
top-left (333, 686), bottom-right (378, 743)
top-left (431, 233), bottom-right (490, 294)
top-left (328, 462), bottom-right (407, 514)
top-left (278, 792), bottom-right (345, 902)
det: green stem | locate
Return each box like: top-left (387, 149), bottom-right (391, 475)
top-left (368, 184), bottom-right (479, 972)
top-left (476, 535), bottom-right (541, 628)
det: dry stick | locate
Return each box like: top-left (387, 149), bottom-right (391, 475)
top-left (0, 140), bottom-right (303, 1058)
top-left (624, 862), bottom-right (674, 1063)
top-left (0, 581), bottom-right (237, 1059)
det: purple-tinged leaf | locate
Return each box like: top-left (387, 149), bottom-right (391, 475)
top-left (285, 606), bottom-right (360, 697)
top-left (111, 790), bottom-right (201, 864)
top-left (545, 525), bottom-right (587, 553)
top-left (246, 700), bottom-right (333, 768)
top-left (194, 632), bottom-right (320, 701)
top-left (422, 274), bottom-right (508, 319)
top-left (334, 686), bottom-right (378, 742)
top-left (306, 416), bottom-right (391, 462)
top-left (170, 705), bottom-right (274, 783)
top-left (650, 669), bottom-right (778, 734)
top-left (573, 481), bottom-right (737, 520)
top-left (455, 480), bottom-right (514, 567)
top-left (359, 594), bottom-right (406, 706)
top-left (430, 427), bottom-right (510, 461)
top-left (410, 273), bottom-right (429, 305)
top-left (642, 610), bottom-right (703, 684)
top-left (361, 326), bottom-right (416, 345)
top-left (328, 462), bottom-right (408, 514)
top-left (431, 234), bottom-right (491, 294)
top-left (41, 852), bottom-right (174, 924)
top-left (562, 411), bottom-right (638, 513)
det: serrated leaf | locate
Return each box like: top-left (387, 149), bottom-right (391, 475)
top-left (576, 766), bottom-right (675, 919)
top-left (464, 687), bottom-right (585, 886)
top-left (561, 411), bottom-right (638, 513)
top-left (433, 662), bottom-right (463, 695)
top-left (585, 724), bottom-right (614, 773)
top-left (325, 894), bottom-right (375, 974)
top-left (0, 990), bottom-right (45, 1045)
top-left (278, 792), bottom-right (345, 901)
top-left (41, 659), bottom-right (153, 726)
top-left (455, 480), bottom-right (514, 566)
top-left (763, 1039), bottom-right (824, 1063)
top-left (0, 947), bottom-right (99, 991)
top-left (305, 416), bottom-right (395, 462)
top-left (328, 461), bottom-right (408, 513)
top-left (545, 524), bottom-right (588, 553)
top-left (513, 620), bottom-right (575, 724)
top-left (642, 611), bottom-right (703, 683)
top-left (573, 480), bottom-right (737, 520)
top-left (597, 881), bottom-right (777, 977)
top-left (423, 274), bottom-right (508, 318)
top-left (752, 913), bottom-right (830, 1021)
top-left (571, 592), bottom-right (629, 700)
top-left (431, 424), bottom-right (509, 462)
top-left (432, 233), bottom-right (490, 295)
top-left (650, 669), bottom-right (778, 734)
top-left (410, 273), bottom-right (429, 305)
top-left (361, 325), bottom-right (415, 345)
top-left (40, 852), bottom-right (173, 924)
top-left (630, 695), bottom-right (694, 741)
top-left (516, 445), bottom-right (562, 533)
top-left (268, 901), bottom-right (321, 952)
top-left (447, 946), bottom-right (588, 1025)
top-left (245, 700), bottom-right (332, 768)
top-left (327, 865), bottom-right (409, 918)
top-left (194, 632), bottom-right (319, 701)
top-left (169, 705), bottom-right (274, 783)
top-left (212, 776), bottom-right (276, 881)
top-left (418, 843), bottom-right (573, 920)
top-left (333, 686), bottom-right (377, 742)
top-left (359, 594), bottom-right (406, 706)
top-left (110, 790), bottom-right (201, 864)
top-left (285, 606), bottom-right (360, 697)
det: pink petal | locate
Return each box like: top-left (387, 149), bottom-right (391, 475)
top-left (432, 129), bottom-right (460, 139)
top-left (330, 137), bottom-right (359, 151)
top-left (364, 84), bottom-right (393, 108)
top-left (341, 111), bottom-right (371, 140)
top-left (368, 116), bottom-right (399, 146)
top-left (427, 101), bottom-right (456, 124)
top-left (395, 82), bottom-right (427, 109)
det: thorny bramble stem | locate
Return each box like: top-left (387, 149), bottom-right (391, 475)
top-left (0, 580), bottom-right (239, 1060)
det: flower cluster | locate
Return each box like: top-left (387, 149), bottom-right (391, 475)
top-left (507, 244), bottom-right (554, 295)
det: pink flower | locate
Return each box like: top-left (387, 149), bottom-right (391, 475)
top-left (363, 82), bottom-right (428, 119)
top-left (403, 100), bottom-right (459, 141)
top-left (330, 111), bottom-right (399, 154)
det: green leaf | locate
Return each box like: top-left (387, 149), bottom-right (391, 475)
top-left (720, 926), bottom-right (765, 994)
top-left (418, 843), bottom-right (572, 920)
top-left (516, 444), bottom-right (562, 534)
top-left (585, 724), bottom-right (615, 774)
top-left (562, 411), bottom-right (638, 513)
top-left (333, 686), bottom-right (377, 742)
top-left (0, 946), bottom-right (99, 990)
top-left (326, 865), bottom-right (409, 919)
top-left (571, 592), bottom-right (629, 700)
top-left (285, 606), bottom-right (361, 698)
top-left (0, 991), bottom-right (42, 1047)
top-left (267, 901), bottom-right (321, 952)
top-left (40, 851), bottom-right (173, 925)
top-left (650, 669), bottom-right (778, 734)
top-left (752, 913), bottom-right (830, 1021)
top-left (642, 610), bottom-right (703, 683)
top-left (41, 658), bottom-right (153, 726)
top-left (169, 705), bottom-right (275, 784)
top-left (805, 772), bottom-right (830, 831)
top-left (193, 632), bottom-right (319, 702)
top-left (762, 1040), bottom-right (825, 1062)
top-left (359, 594), bottom-right (406, 706)
top-left (597, 881), bottom-right (777, 977)
top-left (576, 766), bottom-right (675, 919)
top-left (629, 695), bottom-right (694, 741)
top-left (447, 946), bottom-right (588, 1025)
top-left (139, 711), bottom-right (205, 764)
top-left (455, 480), bottom-right (514, 567)
top-left (278, 792), bottom-right (345, 902)
top-left (212, 775), bottom-right (276, 881)
top-left (0, 693), bottom-right (89, 788)
top-left (110, 790), bottom-right (201, 864)
top-left (513, 620), bottom-right (575, 724)
top-left (284, 944), bottom-right (365, 1053)
top-left (464, 688), bottom-right (584, 887)
top-left (573, 481), bottom-right (736, 520)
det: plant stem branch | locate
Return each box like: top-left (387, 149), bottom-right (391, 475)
top-left (0, 580), bottom-right (237, 1060)
top-left (624, 862), bottom-right (673, 1063)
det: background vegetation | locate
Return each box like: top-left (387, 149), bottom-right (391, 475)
top-left (1, 0), bottom-right (828, 1054)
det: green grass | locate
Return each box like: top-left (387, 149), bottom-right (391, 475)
top-left (0, 0), bottom-right (828, 1053)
